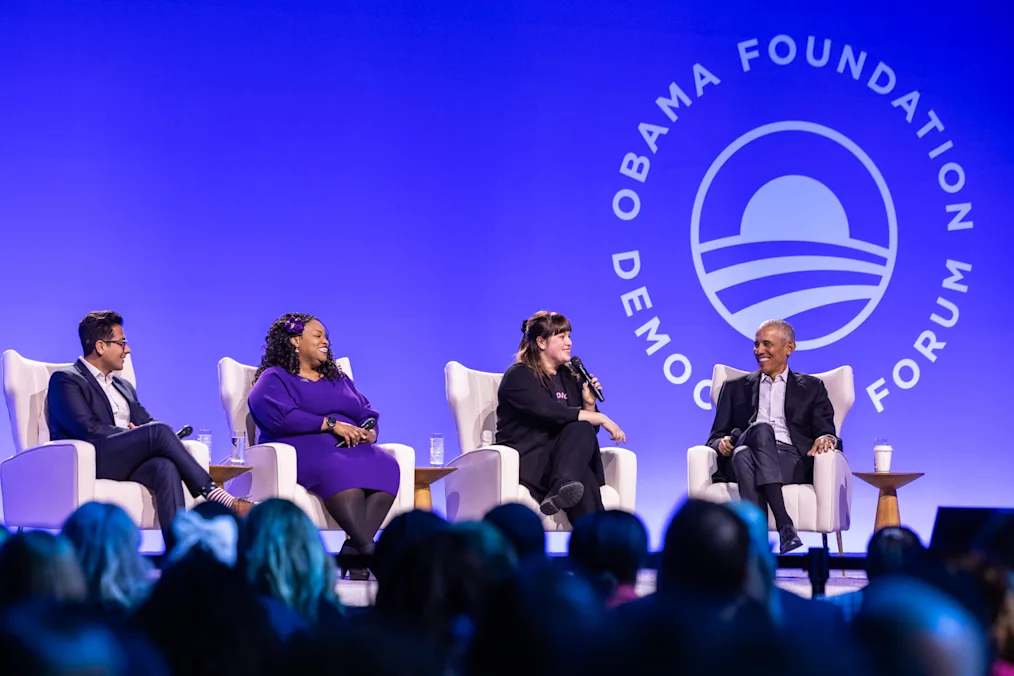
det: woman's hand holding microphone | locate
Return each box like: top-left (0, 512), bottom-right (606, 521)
top-left (581, 376), bottom-right (602, 411)
top-left (575, 371), bottom-right (626, 444)
top-left (322, 416), bottom-right (375, 447)
top-left (577, 371), bottom-right (626, 444)
top-left (332, 422), bottom-right (369, 447)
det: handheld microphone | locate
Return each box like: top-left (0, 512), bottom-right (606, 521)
top-left (570, 356), bottom-right (604, 403)
top-left (176, 425), bottom-right (193, 440)
top-left (335, 418), bottom-right (376, 448)
top-left (728, 428), bottom-right (742, 448)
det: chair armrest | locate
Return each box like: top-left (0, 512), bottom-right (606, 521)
top-left (812, 450), bottom-right (852, 533)
top-left (601, 446), bottom-right (636, 512)
top-left (444, 445), bottom-right (520, 522)
top-left (0, 441), bottom-right (98, 528)
top-left (244, 442), bottom-right (298, 502)
top-left (181, 439), bottom-right (210, 471)
top-left (377, 442), bottom-right (416, 515)
top-left (687, 445), bottom-right (718, 498)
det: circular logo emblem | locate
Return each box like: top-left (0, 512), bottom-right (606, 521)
top-left (690, 120), bottom-right (898, 350)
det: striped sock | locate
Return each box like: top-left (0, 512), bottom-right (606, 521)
top-left (206, 486), bottom-right (237, 509)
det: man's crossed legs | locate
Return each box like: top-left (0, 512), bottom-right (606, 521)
top-left (729, 422), bottom-right (810, 554)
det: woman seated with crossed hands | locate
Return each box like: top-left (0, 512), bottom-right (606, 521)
top-left (248, 313), bottom-right (399, 580)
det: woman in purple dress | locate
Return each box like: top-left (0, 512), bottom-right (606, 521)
top-left (247, 313), bottom-right (400, 579)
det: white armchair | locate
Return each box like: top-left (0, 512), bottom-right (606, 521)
top-left (0, 350), bottom-right (210, 530)
top-left (217, 358), bottom-right (415, 530)
top-left (443, 361), bottom-right (637, 529)
top-left (687, 364), bottom-right (854, 556)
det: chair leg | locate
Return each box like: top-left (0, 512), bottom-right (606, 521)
top-left (836, 531), bottom-right (846, 577)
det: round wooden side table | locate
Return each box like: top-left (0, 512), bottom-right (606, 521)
top-left (854, 472), bottom-right (924, 532)
top-left (414, 467), bottom-right (456, 511)
top-left (209, 464), bottom-right (252, 485)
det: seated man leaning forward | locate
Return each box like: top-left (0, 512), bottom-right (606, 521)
top-left (47, 311), bottom-right (252, 545)
top-left (706, 319), bottom-right (838, 555)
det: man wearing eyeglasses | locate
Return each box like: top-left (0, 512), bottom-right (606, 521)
top-left (47, 311), bottom-right (252, 543)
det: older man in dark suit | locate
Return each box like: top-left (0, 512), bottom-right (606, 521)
top-left (47, 311), bottom-right (252, 541)
top-left (706, 319), bottom-right (838, 554)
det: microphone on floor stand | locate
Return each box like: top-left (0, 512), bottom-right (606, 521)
top-left (176, 425), bottom-right (193, 440)
top-left (807, 547), bottom-right (830, 598)
top-left (570, 356), bottom-right (604, 402)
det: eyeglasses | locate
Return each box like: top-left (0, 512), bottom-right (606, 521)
top-left (101, 339), bottom-right (129, 349)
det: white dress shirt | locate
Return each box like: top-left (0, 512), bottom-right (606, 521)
top-left (757, 370), bottom-right (792, 446)
top-left (79, 358), bottom-right (131, 430)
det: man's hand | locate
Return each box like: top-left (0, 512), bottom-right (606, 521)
top-left (807, 435), bottom-right (837, 456)
top-left (128, 423), bottom-right (136, 429)
top-left (718, 435), bottom-right (735, 456)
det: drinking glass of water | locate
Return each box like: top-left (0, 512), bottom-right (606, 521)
top-left (430, 433), bottom-right (444, 467)
top-left (231, 430), bottom-right (247, 466)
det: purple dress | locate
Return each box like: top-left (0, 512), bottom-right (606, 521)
top-left (247, 366), bottom-right (400, 498)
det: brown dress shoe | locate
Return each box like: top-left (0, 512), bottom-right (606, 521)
top-left (231, 498), bottom-right (255, 517)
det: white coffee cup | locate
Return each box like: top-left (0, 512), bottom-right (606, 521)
top-left (874, 440), bottom-right (893, 473)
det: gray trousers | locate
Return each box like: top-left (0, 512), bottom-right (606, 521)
top-left (729, 422), bottom-right (811, 507)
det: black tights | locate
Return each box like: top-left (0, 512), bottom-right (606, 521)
top-left (323, 488), bottom-right (395, 551)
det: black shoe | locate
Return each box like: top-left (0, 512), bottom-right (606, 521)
top-left (540, 481), bottom-right (584, 516)
top-left (346, 568), bottom-right (370, 581)
top-left (338, 539), bottom-right (358, 580)
top-left (351, 542), bottom-right (374, 581)
top-left (778, 524), bottom-right (803, 555)
top-left (338, 540), bottom-right (374, 581)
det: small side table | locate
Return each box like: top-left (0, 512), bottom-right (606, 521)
top-left (414, 467), bottom-right (456, 511)
top-left (854, 472), bottom-right (924, 532)
top-left (209, 465), bottom-right (253, 485)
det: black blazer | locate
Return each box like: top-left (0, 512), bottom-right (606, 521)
top-left (706, 369), bottom-right (837, 479)
top-left (495, 362), bottom-right (603, 494)
top-left (47, 360), bottom-right (154, 449)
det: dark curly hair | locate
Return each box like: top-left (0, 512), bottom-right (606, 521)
top-left (254, 313), bottom-right (344, 382)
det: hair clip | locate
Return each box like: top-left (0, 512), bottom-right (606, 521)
top-left (169, 511), bottom-right (237, 567)
top-left (284, 316), bottom-right (305, 335)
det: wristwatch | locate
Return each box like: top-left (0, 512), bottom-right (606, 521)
top-left (326, 416), bottom-right (337, 431)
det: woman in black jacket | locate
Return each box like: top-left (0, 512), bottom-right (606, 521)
top-left (496, 311), bottom-right (626, 522)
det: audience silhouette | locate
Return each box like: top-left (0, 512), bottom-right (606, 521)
top-left (0, 495), bottom-right (1007, 676)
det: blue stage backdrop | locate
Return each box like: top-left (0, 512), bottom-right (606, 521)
top-left (1, 0), bottom-right (1012, 551)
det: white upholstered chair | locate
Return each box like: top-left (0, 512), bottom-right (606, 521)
top-left (0, 350), bottom-right (210, 530)
top-left (217, 358), bottom-right (415, 530)
top-left (443, 361), bottom-right (637, 529)
top-left (687, 364), bottom-right (854, 557)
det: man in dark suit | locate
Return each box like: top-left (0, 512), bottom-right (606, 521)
top-left (47, 311), bottom-right (252, 542)
top-left (706, 319), bottom-right (837, 554)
